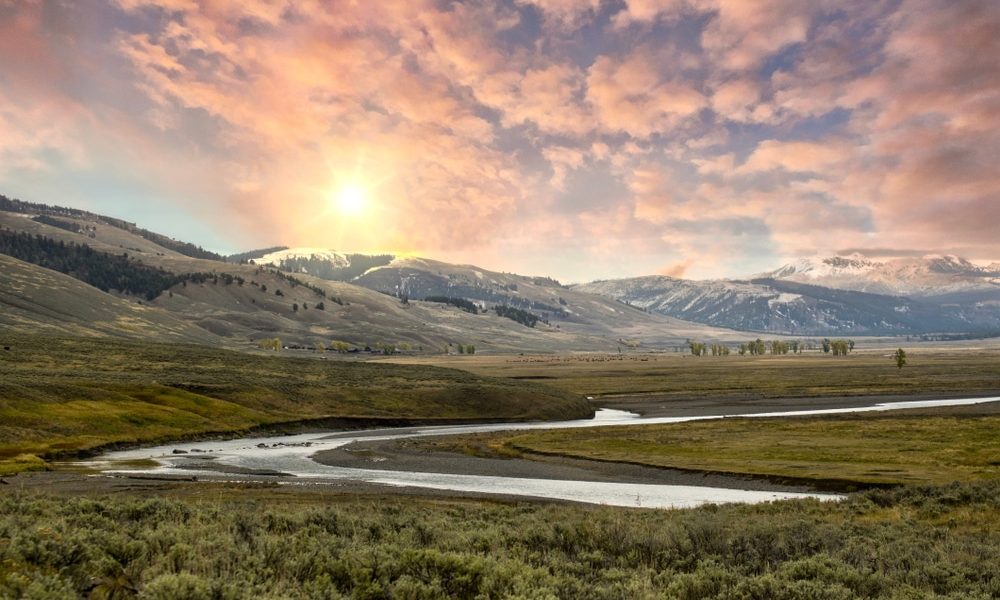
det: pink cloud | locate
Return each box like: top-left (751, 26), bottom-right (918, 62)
top-left (738, 140), bottom-right (851, 175)
top-left (710, 78), bottom-right (763, 122)
top-left (700, 0), bottom-right (816, 71)
top-left (587, 51), bottom-right (705, 138)
top-left (658, 259), bottom-right (693, 278)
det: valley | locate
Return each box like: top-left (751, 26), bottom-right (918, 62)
top-left (2, 194), bottom-right (999, 599)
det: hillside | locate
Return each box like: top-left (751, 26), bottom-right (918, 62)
top-left (0, 199), bottom-right (738, 351)
top-left (350, 256), bottom-right (739, 345)
top-left (0, 254), bottom-right (219, 343)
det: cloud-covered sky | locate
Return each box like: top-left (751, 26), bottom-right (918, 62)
top-left (1, 0), bottom-right (997, 281)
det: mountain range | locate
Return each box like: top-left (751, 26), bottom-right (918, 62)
top-left (1, 194), bottom-right (998, 349)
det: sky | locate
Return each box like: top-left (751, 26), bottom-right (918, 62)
top-left (0, 0), bottom-right (997, 282)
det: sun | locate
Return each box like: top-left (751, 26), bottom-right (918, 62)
top-left (335, 184), bottom-right (367, 216)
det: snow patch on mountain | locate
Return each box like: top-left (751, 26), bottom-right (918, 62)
top-left (256, 248), bottom-right (351, 268)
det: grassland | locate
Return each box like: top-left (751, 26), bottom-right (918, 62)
top-left (0, 334), bottom-right (590, 475)
top-left (387, 348), bottom-right (1000, 400)
top-left (428, 409), bottom-right (1000, 488)
top-left (1, 481), bottom-right (998, 599)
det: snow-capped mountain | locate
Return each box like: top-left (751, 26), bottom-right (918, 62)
top-left (757, 254), bottom-right (999, 298)
top-left (237, 246), bottom-right (1000, 336)
top-left (575, 253), bottom-right (1000, 335)
top-left (573, 276), bottom-right (966, 335)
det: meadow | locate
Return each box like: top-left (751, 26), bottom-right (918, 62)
top-left (0, 335), bottom-right (589, 475)
top-left (420, 408), bottom-right (1000, 489)
top-left (389, 347), bottom-right (1000, 400)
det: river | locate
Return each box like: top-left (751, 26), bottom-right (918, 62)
top-left (90, 396), bottom-right (999, 509)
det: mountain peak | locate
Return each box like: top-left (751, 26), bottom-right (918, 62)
top-left (759, 254), bottom-right (880, 281)
top-left (760, 253), bottom-right (996, 297)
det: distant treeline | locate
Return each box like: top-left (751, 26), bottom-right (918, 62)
top-left (0, 193), bottom-right (90, 218)
top-left (30, 214), bottom-right (96, 238)
top-left (266, 268), bottom-right (336, 301)
top-left (0, 231), bottom-right (180, 300)
top-left (424, 296), bottom-right (479, 314)
top-left (494, 305), bottom-right (542, 328)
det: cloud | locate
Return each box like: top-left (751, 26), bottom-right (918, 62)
top-left (517, 0), bottom-right (601, 27)
top-left (658, 259), bottom-right (693, 277)
top-left (700, 0), bottom-right (818, 71)
top-left (738, 140), bottom-right (851, 175)
top-left (0, 0), bottom-right (997, 282)
top-left (586, 50), bottom-right (705, 138)
top-left (835, 248), bottom-right (936, 259)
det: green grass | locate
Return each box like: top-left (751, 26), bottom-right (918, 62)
top-left (1, 482), bottom-right (998, 598)
top-left (446, 412), bottom-right (1000, 487)
top-left (392, 349), bottom-right (1000, 399)
top-left (0, 334), bottom-right (590, 474)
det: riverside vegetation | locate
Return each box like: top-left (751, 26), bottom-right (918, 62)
top-left (0, 334), bottom-right (589, 475)
top-left (1, 482), bottom-right (998, 599)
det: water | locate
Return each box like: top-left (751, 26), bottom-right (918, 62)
top-left (92, 396), bottom-right (1000, 509)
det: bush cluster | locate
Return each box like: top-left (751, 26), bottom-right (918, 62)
top-left (493, 305), bottom-right (542, 328)
top-left (1, 482), bottom-right (997, 598)
top-left (424, 296), bottom-right (479, 314)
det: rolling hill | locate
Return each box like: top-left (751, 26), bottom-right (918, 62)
top-left (0, 196), bottom-right (738, 352)
top-left (0, 254), bottom-right (219, 342)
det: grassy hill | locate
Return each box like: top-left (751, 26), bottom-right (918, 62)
top-left (0, 204), bottom-right (741, 353)
top-left (0, 334), bottom-right (591, 474)
top-left (0, 255), bottom-right (219, 343)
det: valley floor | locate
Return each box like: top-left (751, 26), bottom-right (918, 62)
top-left (3, 340), bottom-right (1000, 597)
